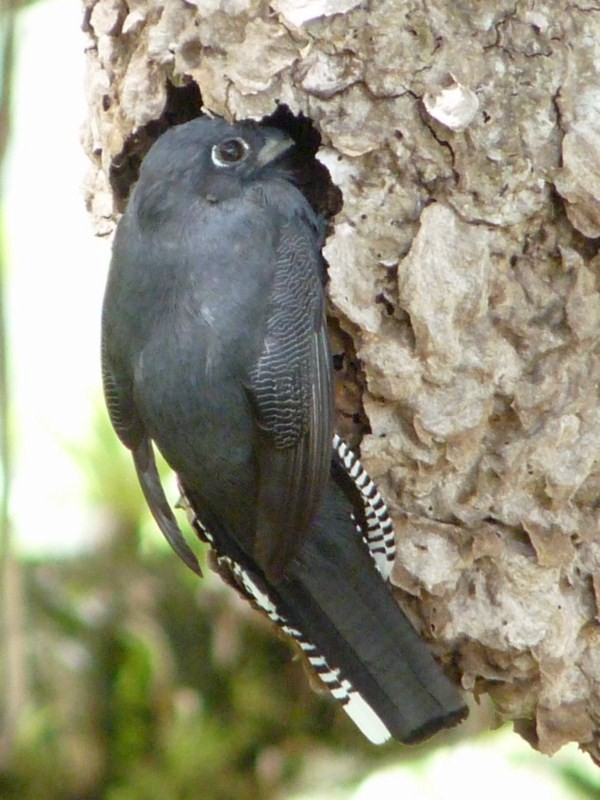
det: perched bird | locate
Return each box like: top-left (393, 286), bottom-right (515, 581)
top-left (101, 116), bottom-right (467, 744)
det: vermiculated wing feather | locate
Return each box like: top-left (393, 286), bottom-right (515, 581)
top-left (249, 217), bottom-right (333, 580)
top-left (101, 336), bottom-right (140, 451)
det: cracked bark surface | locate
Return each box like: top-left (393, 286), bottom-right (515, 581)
top-left (84, 0), bottom-right (600, 760)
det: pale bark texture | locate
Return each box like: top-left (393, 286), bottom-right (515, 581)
top-left (84, 0), bottom-right (600, 760)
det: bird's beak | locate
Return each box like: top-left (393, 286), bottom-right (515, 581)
top-left (256, 129), bottom-right (294, 167)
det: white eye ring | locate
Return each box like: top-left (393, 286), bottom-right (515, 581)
top-left (211, 137), bottom-right (250, 167)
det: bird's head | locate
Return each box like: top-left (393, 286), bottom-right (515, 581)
top-left (135, 116), bottom-right (294, 206)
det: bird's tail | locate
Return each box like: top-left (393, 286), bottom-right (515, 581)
top-left (206, 460), bottom-right (466, 744)
top-left (184, 442), bottom-right (467, 744)
top-left (277, 494), bottom-right (467, 743)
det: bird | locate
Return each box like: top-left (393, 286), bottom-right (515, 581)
top-left (101, 115), bottom-right (467, 744)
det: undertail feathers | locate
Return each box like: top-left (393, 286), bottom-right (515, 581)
top-left (332, 434), bottom-right (395, 579)
top-left (218, 554), bottom-right (392, 744)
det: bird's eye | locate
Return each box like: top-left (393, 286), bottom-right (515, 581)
top-left (211, 137), bottom-right (250, 167)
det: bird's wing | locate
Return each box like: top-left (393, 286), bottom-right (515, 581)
top-left (101, 335), bottom-right (140, 450)
top-left (102, 336), bottom-right (201, 576)
top-left (246, 218), bottom-right (333, 581)
top-left (133, 438), bottom-right (202, 576)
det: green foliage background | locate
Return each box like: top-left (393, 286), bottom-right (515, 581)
top-left (0, 412), bottom-right (422, 799)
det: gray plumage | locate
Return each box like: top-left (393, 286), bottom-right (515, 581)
top-left (102, 116), bottom-right (467, 743)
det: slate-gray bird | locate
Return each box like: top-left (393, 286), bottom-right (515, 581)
top-left (101, 115), bottom-right (467, 744)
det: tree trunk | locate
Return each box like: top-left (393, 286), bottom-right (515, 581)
top-left (83, 0), bottom-right (600, 761)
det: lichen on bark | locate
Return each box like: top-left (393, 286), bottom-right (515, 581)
top-left (83, 0), bottom-right (600, 760)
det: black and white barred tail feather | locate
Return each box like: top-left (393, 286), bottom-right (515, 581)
top-left (332, 434), bottom-right (396, 580)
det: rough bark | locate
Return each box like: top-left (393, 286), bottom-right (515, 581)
top-left (84, 0), bottom-right (600, 760)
